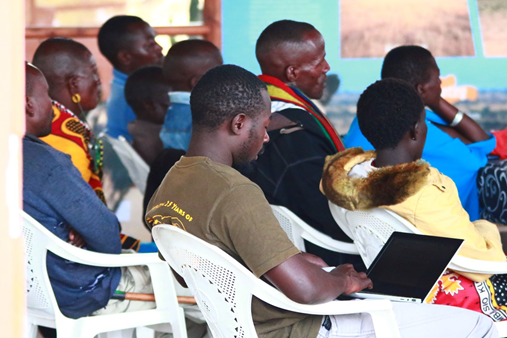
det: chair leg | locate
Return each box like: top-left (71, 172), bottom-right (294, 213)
top-left (171, 308), bottom-right (188, 338)
top-left (99, 329), bottom-right (135, 338)
top-left (26, 323), bottom-right (38, 338)
top-left (55, 326), bottom-right (80, 338)
top-left (368, 309), bottom-right (401, 338)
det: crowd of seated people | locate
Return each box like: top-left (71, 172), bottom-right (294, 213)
top-left (145, 64), bottom-right (498, 337)
top-left (23, 12), bottom-right (507, 338)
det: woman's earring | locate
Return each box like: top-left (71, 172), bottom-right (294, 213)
top-left (72, 93), bottom-right (81, 103)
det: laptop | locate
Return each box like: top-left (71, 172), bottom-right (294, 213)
top-left (343, 232), bottom-right (464, 303)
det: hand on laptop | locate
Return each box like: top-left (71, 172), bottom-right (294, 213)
top-left (330, 264), bottom-right (373, 294)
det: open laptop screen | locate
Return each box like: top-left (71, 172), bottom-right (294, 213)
top-left (365, 232), bottom-right (464, 300)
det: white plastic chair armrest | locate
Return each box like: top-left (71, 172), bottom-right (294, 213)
top-left (251, 277), bottom-right (393, 315)
top-left (54, 244), bottom-right (177, 309)
top-left (450, 256), bottom-right (507, 274)
top-left (48, 240), bottom-right (164, 267)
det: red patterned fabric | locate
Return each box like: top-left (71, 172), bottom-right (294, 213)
top-left (491, 129), bottom-right (507, 159)
top-left (427, 270), bottom-right (507, 322)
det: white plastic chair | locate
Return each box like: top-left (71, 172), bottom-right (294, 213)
top-left (22, 210), bottom-right (187, 338)
top-left (270, 205), bottom-right (359, 254)
top-left (328, 202), bottom-right (507, 336)
top-left (329, 202), bottom-right (507, 274)
top-left (104, 134), bottom-right (149, 194)
top-left (152, 224), bottom-right (401, 338)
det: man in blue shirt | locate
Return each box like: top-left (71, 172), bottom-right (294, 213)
top-left (160, 40), bottom-right (222, 151)
top-left (98, 15), bottom-right (164, 142)
top-left (344, 46), bottom-right (495, 221)
top-left (24, 63), bottom-right (157, 320)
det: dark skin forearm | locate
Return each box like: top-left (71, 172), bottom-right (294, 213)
top-left (264, 254), bottom-right (372, 304)
top-left (429, 98), bottom-right (489, 143)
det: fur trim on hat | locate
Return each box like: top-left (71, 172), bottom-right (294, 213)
top-left (322, 147), bottom-right (430, 210)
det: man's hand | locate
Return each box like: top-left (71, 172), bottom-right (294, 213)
top-left (68, 227), bottom-right (87, 248)
top-left (329, 263), bottom-right (373, 294)
top-left (430, 97), bottom-right (489, 143)
top-left (300, 252), bottom-right (328, 268)
top-left (265, 255), bottom-right (372, 304)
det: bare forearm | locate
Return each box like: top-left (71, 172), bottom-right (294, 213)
top-left (264, 256), bottom-right (371, 304)
top-left (430, 98), bottom-right (489, 143)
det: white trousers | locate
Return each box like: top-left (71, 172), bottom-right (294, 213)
top-left (317, 302), bottom-right (498, 338)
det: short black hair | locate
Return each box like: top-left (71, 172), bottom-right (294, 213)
top-left (256, 20), bottom-right (316, 59)
top-left (357, 78), bottom-right (424, 150)
top-left (98, 15), bottom-right (145, 66)
top-left (190, 65), bottom-right (267, 131)
top-left (381, 46), bottom-right (436, 86)
top-left (125, 66), bottom-right (168, 114)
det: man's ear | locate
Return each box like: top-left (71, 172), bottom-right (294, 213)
top-left (66, 75), bottom-right (80, 96)
top-left (117, 50), bottom-right (131, 67)
top-left (26, 96), bottom-right (36, 117)
top-left (230, 113), bottom-right (247, 135)
top-left (189, 75), bottom-right (201, 90)
top-left (415, 83), bottom-right (425, 97)
top-left (285, 65), bottom-right (298, 83)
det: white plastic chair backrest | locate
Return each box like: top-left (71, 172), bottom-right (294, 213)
top-left (328, 202), bottom-right (355, 240)
top-left (104, 134), bottom-right (149, 194)
top-left (341, 207), bottom-right (421, 268)
top-left (22, 211), bottom-right (61, 318)
top-left (271, 205), bottom-right (359, 254)
top-left (153, 225), bottom-right (260, 338)
top-left (270, 205), bottom-right (306, 251)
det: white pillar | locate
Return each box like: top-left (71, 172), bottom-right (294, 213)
top-left (0, 0), bottom-right (26, 336)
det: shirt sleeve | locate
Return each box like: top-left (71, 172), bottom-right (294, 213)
top-left (211, 183), bottom-right (300, 278)
top-left (41, 162), bottom-right (121, 254)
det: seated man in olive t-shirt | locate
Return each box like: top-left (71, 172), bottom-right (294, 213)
top-left (145, 65), bottom-right (497, 338)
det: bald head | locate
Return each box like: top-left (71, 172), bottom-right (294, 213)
top-left (32, 38), bottom-right (102, 113)
top-left (25, 63), bottom-right (53, 137)
top-left (256, 20), bottom-right (316, 73)
top-left (256, 20), bottom-right (330, 99)
top-left (33, 38), bottom-right (91, 90)
top-left (163, 40), bottom-right (223, 92)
